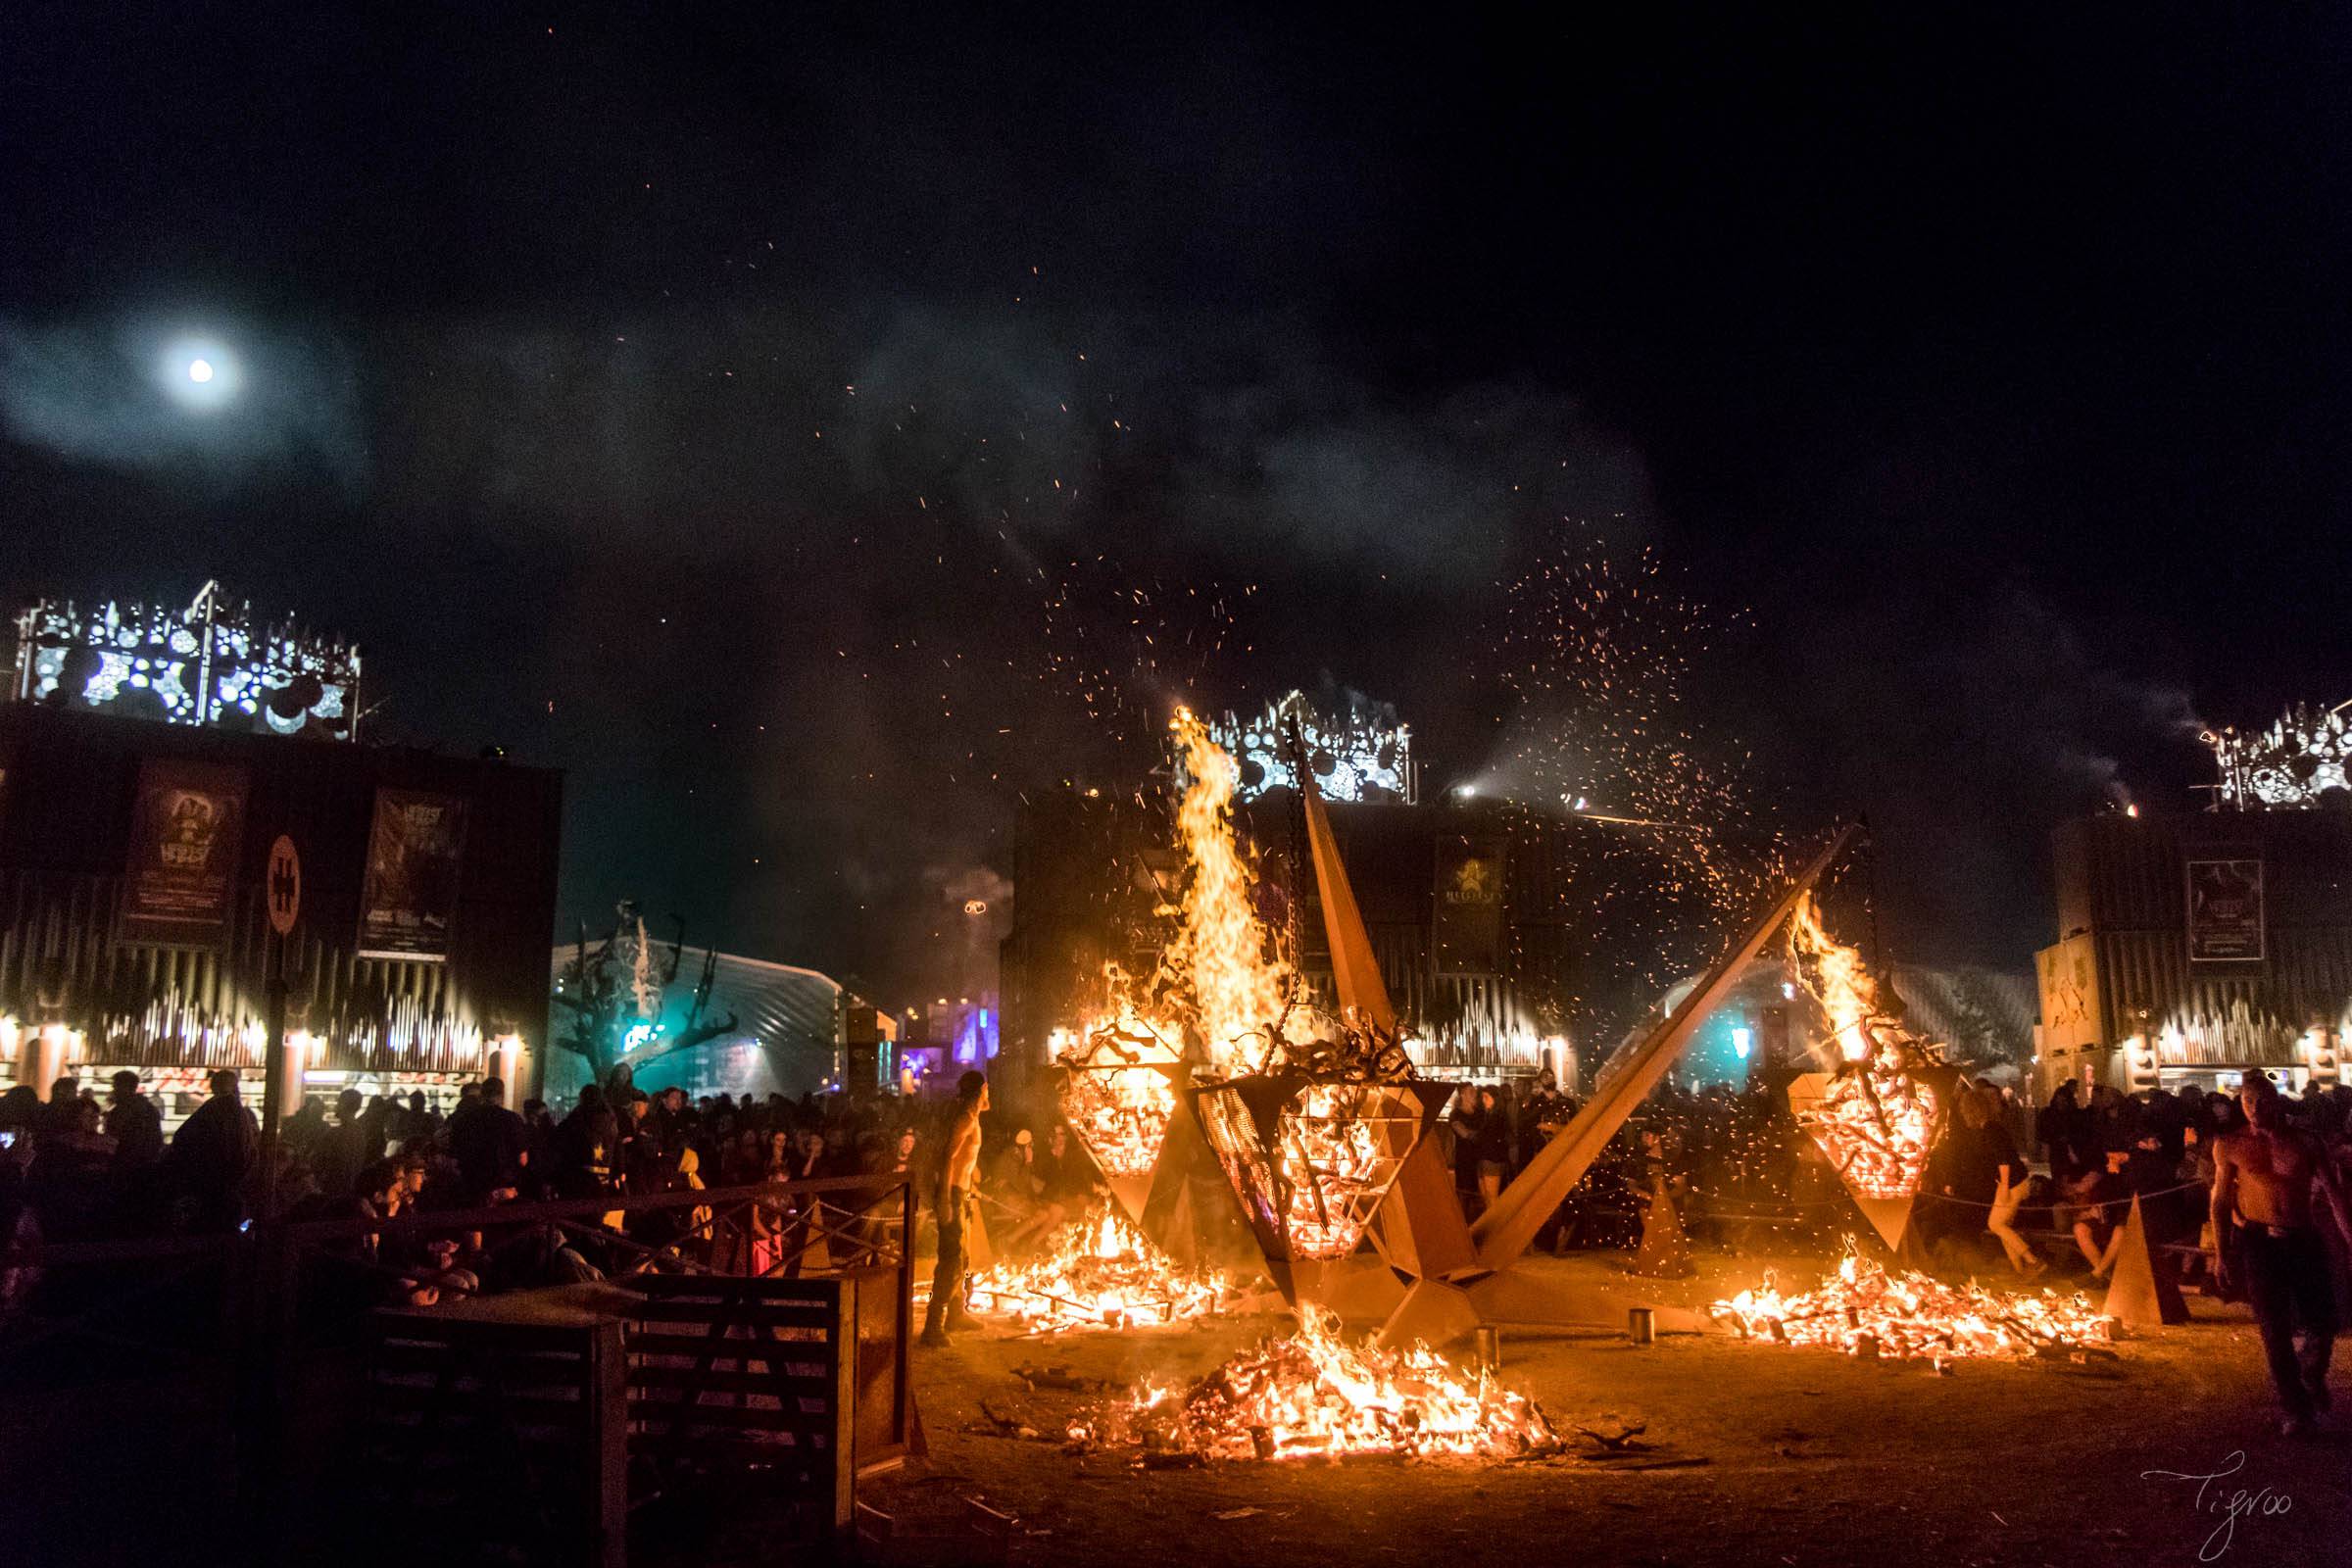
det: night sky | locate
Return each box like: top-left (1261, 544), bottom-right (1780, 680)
top-left (5, 6), bottom-right (2347, 1010)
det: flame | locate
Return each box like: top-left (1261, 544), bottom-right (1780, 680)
top-left (1797, 1040), bottom-right (1941, 1199)
top-left (960, 1208), bottom-right (1237, 1333)
top-left (1786, 898), bottom-right (1940, 1200)
top-left (1166, 710), bottom-right (1296, 1074)
top-left (1072, 1306), bottom-right (1558, 1460)
top-left (1712, 1246), bottom-right (2114, 1363)
top-left (1057, 988), bottom-right (1186, 1179)
top-left (1275, 1083), bottom-right (1411, 1259)
top-left (1789, 891), bottom-right (1875, 1062)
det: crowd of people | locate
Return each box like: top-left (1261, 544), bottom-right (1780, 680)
top-left (0, 1061), bottom-right (1123, 1318)
top-left (8, 1056), bottom-right (2350, 1412)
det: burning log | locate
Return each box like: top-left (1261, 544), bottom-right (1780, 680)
top-left (1710, 1245), bottom-right (2116, 1364)
top-left (1068, 1307), bottom-right (1560, 1462)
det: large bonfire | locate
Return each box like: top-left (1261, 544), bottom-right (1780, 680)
top-left (1711, 1248), bottom-right (2114, 1364)
top-left (1071, 1307), bottom-right (1559, 1461)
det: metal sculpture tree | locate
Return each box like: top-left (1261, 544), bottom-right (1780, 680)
top-left (550, 901), bottom-right (738, 1087)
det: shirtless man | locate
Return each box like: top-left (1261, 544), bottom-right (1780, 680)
top-left (2209, 1073), bottom-right (2352, 1435)
top-left (919, 1070), bottom-right (989, 1347)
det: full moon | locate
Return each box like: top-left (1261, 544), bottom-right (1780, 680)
top-left (161, 336), bottom-right (238, 409)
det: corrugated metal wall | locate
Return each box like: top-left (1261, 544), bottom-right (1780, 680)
top-left (0, 705), bottom-right (562, 1073)
top-left (2051, 809), bottom-right (2352, 1069)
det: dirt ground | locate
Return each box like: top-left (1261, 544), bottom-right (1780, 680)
top-left (866, 1250), bottom-right (2349, 1568)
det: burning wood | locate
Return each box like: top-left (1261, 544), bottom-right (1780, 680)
top-left (1790, 1033), bottom-right (1941, 1200)
top-left (1069, 1308), bottom-right (1559, 1461)
top-left (1785, 894), bottom-right (1943, 1207)
top-left (1710, 1248), bottom-right (2115, 1363)
top-left (960, 1208), bottom-right (1239, 1333)
top-left (1056, 1016), bottom-right (1185, 1181)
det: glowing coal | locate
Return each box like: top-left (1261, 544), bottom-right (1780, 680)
top-left (961, 1208), bottom-right (1238, 1333)
top-left (1071, 1307), bottom-right (1558, 1461)
top-left (1712, 1247), bottom-right (2115, 1364)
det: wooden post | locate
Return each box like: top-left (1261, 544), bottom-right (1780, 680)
top-left (1631, 1175), bottom-right (1693, 1278)
top-left (583, 1319), bottom-right (628, 1568)
top-left (827, 1282), bottom-right (858, 1541)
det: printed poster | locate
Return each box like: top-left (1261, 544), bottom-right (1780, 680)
top-left (119, 759), bottom-right (247, 946)
top-left (357, 788), bottom-right (468, 959)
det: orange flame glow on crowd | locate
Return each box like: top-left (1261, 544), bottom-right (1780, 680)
top-left (1071, 1307), bottom-right (1558, 1460)
top-left (1712, 1248), bottom-right (2114, 1364)
top-left (961, 1209), bottom-right (1237, 1333)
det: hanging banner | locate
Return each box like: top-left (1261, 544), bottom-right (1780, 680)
top-left (2185, 858), bottom-right (2264, 963)
top-left (357, 789), bottom-right (469, 959)
top-left (119, 760), bottom-right (248, 946)
top-left (1432, 837), bottom-right (1504, 977)
top-left (2034, 933), bottom-right (2104, 1055)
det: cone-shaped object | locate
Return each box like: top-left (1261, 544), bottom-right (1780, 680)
top-left (1852, 1193), bottom-right (1918, 1254)
top-left (1630, 1175), bottom-right (1692, 1278)
top-left (1102, 1173), bottom-right (1155, 1227)
top-left (1786, 1067), bottom-right (1936, 1250)
top-left (1190, 1070), bottom-right (1435, 1303)
top-left (1380, 1276), bottom-right (1484, 1348)
top-left (1290, 1254), bottom-right (1409, 1324)
top-left (1366, 1118), bottom-right (1479, 1280)
top-left (1059, 1030), bottom-right (1186, 1195)
top-left (2102, 1194), bottom-right (2189, 1327)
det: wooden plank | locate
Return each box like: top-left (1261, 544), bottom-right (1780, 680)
top-left (585, 1319), bottom-right (628, 1568)
top-left (629, 1398), bottom-right (837, 1432)
top-left (368, 1341), bottom-right (596, 1376)
top-left (826, 1280), bottom-right (858, 1538)
top-left (630, 1363), bottom-right (833, 1395)
top-left (625, 1298), bottom-right (835, 1329)
top-left (1467, 825), bottom-right (1857, 1271)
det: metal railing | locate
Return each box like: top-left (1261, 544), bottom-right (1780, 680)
top-left (0, 1174), bottom-right (915, 1383)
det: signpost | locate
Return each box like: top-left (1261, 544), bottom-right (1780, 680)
top-left (258, 836), bottom-right (301, 1218)
top-left (247, 834), bottom-right (302, 1562)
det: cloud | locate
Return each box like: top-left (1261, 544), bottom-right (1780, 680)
top-left (0, 313), bottom-right (366, 491)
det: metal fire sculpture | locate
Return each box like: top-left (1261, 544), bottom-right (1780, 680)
top-left (1190, 1031), bottom-right (1436, 1303)
top-left (1784, 893), bottom-right (1946, 1250)
top-left (1056, 1019), bottom-right (1187, 1221)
